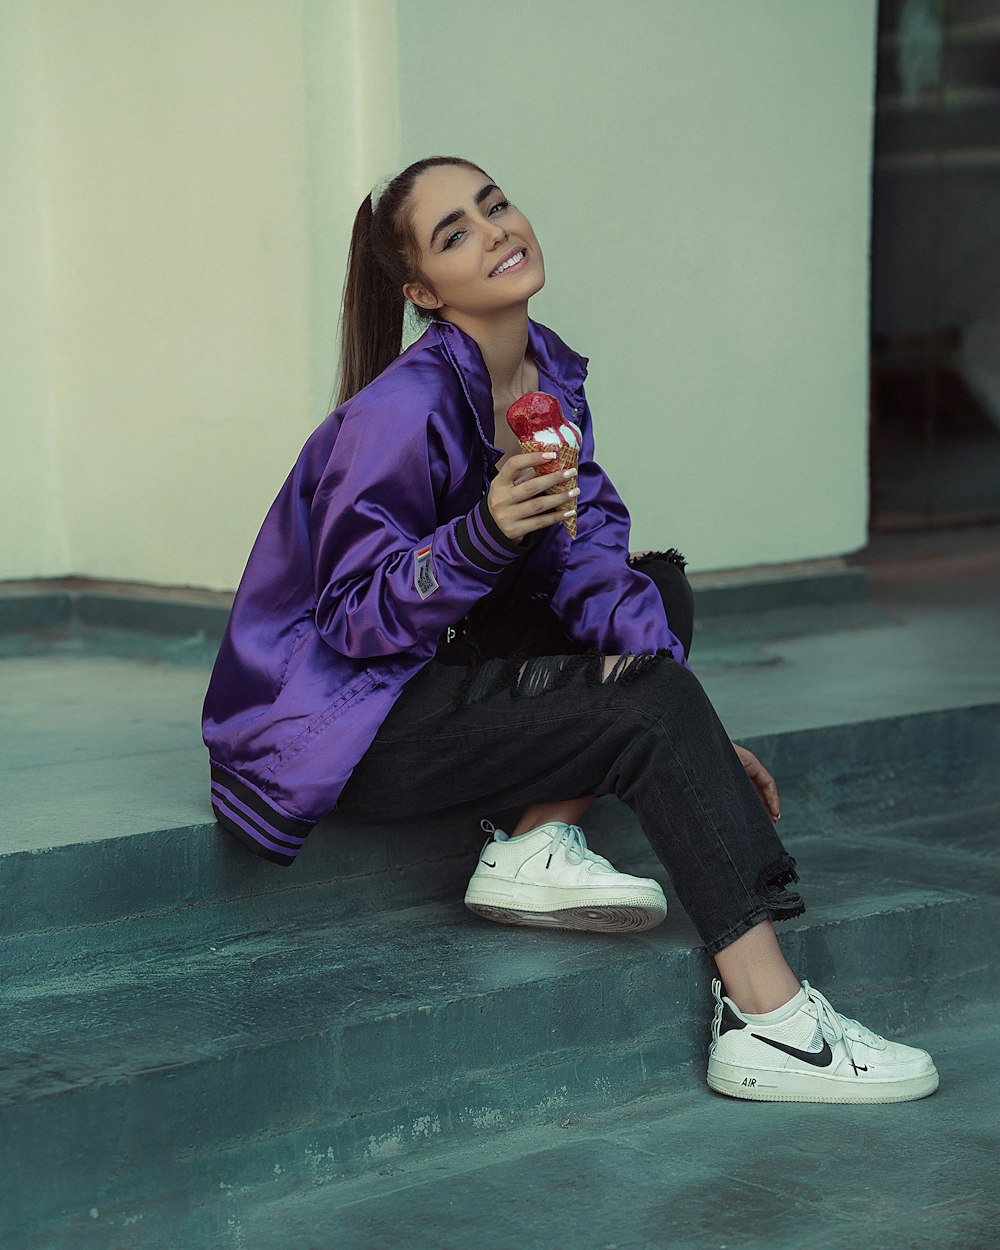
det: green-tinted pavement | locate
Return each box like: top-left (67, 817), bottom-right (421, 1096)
top-left (3, 527), bottom-right (999, 858)
top-left (248, 1006), bottom-right (999, 1250)
top-left (699, 525), bottom-right (1000, 737)
top-left (14, 992), bottom-right (998, 1249)
top-left (2, 524), bottom-right (999, 1248)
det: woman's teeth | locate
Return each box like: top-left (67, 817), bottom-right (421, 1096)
top-left (491, 251), bottom-right (524, 276)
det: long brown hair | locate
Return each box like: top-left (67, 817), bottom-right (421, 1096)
top-left (336, 156), bottom-right (489, 407)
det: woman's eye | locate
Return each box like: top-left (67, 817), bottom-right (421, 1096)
top-left (489, 199), bottom-right (510, 215)
top-left (443, 229), bottom-right (465, 250)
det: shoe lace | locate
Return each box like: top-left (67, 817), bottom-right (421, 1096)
top-left (710, 979), bottom-right (725, 1046)
top-left (543, 823), bottom-right (614, 871)
top-left (802, 981), bottom-right (885, 1054)
top-left (478, 820), bottom-right (616, 872)
top-left (479, 818), bottom-right (507, 856)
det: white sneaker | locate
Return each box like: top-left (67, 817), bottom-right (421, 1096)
top-left (707, 978), bottom-right (940, 1103)
top-left (464, 819), bottom-right (667, 933)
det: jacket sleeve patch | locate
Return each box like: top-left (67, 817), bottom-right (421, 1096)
top-left (414, 542), bottom-right (440, 600)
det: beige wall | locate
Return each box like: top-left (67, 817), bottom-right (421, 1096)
top-left (2, 0), bottom-right (397, 589)
top-left (2, 0), bottom-right (875, 588)
top-left (1, 1), bottom-right (68, 576)
top-left (397, 0), bottom-right (878, 571)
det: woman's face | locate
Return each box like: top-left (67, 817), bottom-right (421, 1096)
top-left (402, 164), bottom-right (544, 323)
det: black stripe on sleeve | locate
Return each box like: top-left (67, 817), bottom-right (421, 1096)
top-left (211, 789), bottom-right (307, 853)
top-left (475, 496), bottom-right (528, 554)
top-left (213, 804), bottom-right (297, 866)
top-left (456, 511), bottom-right (509, 573)
top-left (210, 766), bottom-right (314, 838)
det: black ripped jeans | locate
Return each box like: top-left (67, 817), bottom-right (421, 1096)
top-left (335, 552), bottom-right (803, 955)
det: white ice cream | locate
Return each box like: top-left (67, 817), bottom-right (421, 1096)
top-left (528, 421), bottom-right (583, 451)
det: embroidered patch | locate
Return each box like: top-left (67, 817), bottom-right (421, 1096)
top-left (413, 542), bottom-right (439, 600)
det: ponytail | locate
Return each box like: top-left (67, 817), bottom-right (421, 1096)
top-left (337, 197), bottom-right (406, 407)
top-left (335, 156), bottom-right (489, 408)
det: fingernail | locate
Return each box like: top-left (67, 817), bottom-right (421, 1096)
top-left (543, 452), bottom-right (557, 460)
top-left (564, 509), bottom-right (576, 517)
top-left (563, 468), bottom-right (577, 477)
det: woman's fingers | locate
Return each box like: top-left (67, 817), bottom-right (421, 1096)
top-left (487, 452), bottom-right (579, 540)
top-left (517, 463), bottom-right (578, 502)
top-left (732, 742), bottom-right (781, 822)
top-left (505, 450), bottom-right (577, 487)
top-left (529, 473), bottom-right (578, 506)
top-left (502, 451), bottom-right (559, 477)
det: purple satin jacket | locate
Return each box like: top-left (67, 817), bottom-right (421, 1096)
top-left (202, 318), bottom-right (690, 865)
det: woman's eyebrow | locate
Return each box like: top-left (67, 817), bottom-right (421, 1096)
top-left (429, 184), bottom-right (501, 247)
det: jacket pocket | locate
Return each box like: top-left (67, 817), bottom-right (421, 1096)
top-left (268, 669), bottom-right (381, 769)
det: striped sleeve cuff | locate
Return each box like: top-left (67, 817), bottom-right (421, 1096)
top-left (210, 765), bottom-right (314, 866)
top-left (455, 496), bottom-right (539, 573)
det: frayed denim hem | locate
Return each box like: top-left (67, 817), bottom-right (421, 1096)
top-left (701, 853), bottom-right (805, 957)
top-left (627, 547), bottom-right (687, 573)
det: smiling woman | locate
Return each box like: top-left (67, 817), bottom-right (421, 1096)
top-left (338, 158), bottom-right (546, 410)
top-left (403, 170), bottom-right (543, 319)
top-left (202, 155), bottom-right (939, 1107)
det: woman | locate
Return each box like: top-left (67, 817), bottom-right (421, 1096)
top-left (202, 156), bottom-right (938, 1104)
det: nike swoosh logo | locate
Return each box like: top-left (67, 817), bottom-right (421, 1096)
top-left (751, 1033), bottom-right (834, 1067)
top-left (480, 859), bottom-right (497, 868)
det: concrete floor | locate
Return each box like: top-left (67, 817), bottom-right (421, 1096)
top-left (3, 523), bottom-right (999, 1250)
top-left (696, 521), bottom-right (1000, 740)
top-left (2, 522), bottom-right (998, 858)
top-left (250, 1005), bottom-right (999, 1250)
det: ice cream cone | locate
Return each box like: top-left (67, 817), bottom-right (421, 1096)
top-left (507, 392), bottom-right (583, 540)
top-left (517, 439), bottom-right (579, 538)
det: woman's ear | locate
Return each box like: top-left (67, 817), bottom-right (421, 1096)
top-left (403, 281), bottom-right (442, 312)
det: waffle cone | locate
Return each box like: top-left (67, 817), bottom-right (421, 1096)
top-left (519, 439), bottom-right (579, 538)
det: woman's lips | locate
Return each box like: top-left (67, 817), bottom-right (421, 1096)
top-left (489, 248), bottom-right (527, 277)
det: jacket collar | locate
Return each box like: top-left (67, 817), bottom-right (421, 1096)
top-left (428, 318), bottom-right (588, 466)
top-left (528, 320), bottom-right (588, 398)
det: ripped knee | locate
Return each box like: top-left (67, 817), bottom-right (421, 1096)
top-left (517, 651), bottom-right (663, 691)
top-left (597, 653), bottom-right (656, 682)
top-left (454, 648), bottom-right (672, 709)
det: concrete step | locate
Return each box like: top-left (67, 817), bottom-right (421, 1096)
top-left (5, 809), bottom-right (999, 1248)
top-left (10, 928), bottom-right (997, 1250)
top-left (4, 701), bottom-right (998, 936)
top-left (147, 1003), bottom-right (1000, 1250)
top-left (3, 573), bottom-right (998, 1248)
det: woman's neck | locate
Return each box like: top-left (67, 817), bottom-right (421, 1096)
top-left (444, 305), bottom-right (532, 402)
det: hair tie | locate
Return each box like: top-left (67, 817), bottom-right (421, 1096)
top-left (370, 169), bottom-right (403, 214)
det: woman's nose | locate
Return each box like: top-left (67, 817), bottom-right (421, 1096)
top-left (484, 216), bottom-right (508, 245)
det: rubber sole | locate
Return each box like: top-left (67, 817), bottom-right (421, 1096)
top-left (465, 900), bottom-right (667, 933)
top-left (706, 1055), bottom-right (941, 1104)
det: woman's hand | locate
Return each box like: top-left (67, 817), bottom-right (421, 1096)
top-left (487, 451), bottom-right (579, 543)
top-left (732, 742), bottom-right (781, 824)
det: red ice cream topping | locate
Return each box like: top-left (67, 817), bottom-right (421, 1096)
top-left (506, 391), bottom-right (565, 441)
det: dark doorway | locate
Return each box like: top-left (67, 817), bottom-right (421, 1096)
top-left (870, 0), bottom-right (1000, 531)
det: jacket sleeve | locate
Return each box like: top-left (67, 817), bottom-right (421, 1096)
top-left (547, 393), bottom-right (693, 670)
top-left (309, 405), bottom-right (531, 660)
